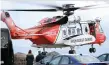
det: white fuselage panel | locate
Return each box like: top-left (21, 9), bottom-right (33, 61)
top-left (55, 21), bottom-right (95, 46)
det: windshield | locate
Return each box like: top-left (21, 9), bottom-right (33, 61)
top-left (99, 25), bottom-right (103, 33)
top-left (73, 55), bottom-right (100, 63)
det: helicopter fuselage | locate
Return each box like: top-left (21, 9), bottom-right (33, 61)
top-left (1, 12), bottom-right (106, 48)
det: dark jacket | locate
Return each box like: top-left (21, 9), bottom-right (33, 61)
top-left (36, 54), bottom-right (45, 62)
top-left (26, 54), bottom-right (34, 65)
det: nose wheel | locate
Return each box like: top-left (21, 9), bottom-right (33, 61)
top-left (89, 44), bottom-right (96, 53)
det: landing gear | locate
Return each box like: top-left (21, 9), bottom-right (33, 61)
top-left (89, 48), bottom-right (96, 53)
top-left (69, 46), bottom-right (76, 54)
top-left (43, 47), bottom-right (46, 52)
top-left (89, 44), bottom-right (96, 53)
top-left (42, 47), bottom-right (47, 55)
top-left (69, 50), bottom-right (76, 54)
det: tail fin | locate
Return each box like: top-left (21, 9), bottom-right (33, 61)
top-left (1, 12), bottom-right (16, 31)
top-left (1, 12), bottom-right (40, 39)
top-left (1, 11), bottom-right (24, 39)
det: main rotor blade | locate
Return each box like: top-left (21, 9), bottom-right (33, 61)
top-left (36, 4), bottom-right (63, 10)
top-left (3, 9), bottom-right (57, 11)
top-left (36, 4), bottom-right (98, 11)
top-left (83, 4), bottom-right (97, 7)
top-left (79, 5), bottom-right (109, 10)
top-left (42, 4), bottom-right (63, 10)
top-left (77, 4), bottom-right (109, 10)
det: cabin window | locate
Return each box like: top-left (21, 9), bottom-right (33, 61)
top-left (68, 28), bottom-right (72, 35)
top-left (72, 28), bottom-right (75, 35)
top-left (77, 28), bottom-right (81, 35)
top-left (62, 29), bottom-right (67, 38)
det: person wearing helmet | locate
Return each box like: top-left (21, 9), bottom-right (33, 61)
top-left (95, 17), bottom-right (101, 22)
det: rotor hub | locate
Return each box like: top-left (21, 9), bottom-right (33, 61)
top-left (62, 4), bottom-right (75, 16)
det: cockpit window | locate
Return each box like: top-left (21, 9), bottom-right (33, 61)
top-left (99, 25), bottom-right (103, 33)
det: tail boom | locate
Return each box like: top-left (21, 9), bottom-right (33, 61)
top-left (1, 12), bottom-right (41, 39)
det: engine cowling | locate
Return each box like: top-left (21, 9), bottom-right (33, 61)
top-left (39, 16), bottom-right (68, 25)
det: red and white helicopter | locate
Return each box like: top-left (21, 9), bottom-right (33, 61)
top-left (1, 4), bottom-right (106, 54)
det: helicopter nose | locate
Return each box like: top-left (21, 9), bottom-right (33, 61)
top-left (101, 34), bottom-right (106, 43)
top-left (98, 33), bottom-right (106, 44)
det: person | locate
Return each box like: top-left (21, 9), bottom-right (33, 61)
top-left (95, 17), bottom-right (101, 22)
top-left (26, 50), bottom-right (34, 65)
top-left (35, 51), bottom-right (42, 62)
top-left (35, 51), bottom-right (47, 62)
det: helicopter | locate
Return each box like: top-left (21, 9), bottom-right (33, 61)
top-left (1, 4), bottom-right (106, 54)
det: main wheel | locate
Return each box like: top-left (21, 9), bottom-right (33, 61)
top-left (89, 48), bottom-right (96, 53)
top-left (89, 48), bottom-right (92, 53)
top-left (69, 50), bottom-right (75, 54)
top-left (92, 48), bottom-right (96, 53)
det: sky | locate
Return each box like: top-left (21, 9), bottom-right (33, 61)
top-left (0, 0), bottom-right (109, 57)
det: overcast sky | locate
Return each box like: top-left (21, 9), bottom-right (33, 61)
top-left (0, 1), bottom-right (109, 56)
